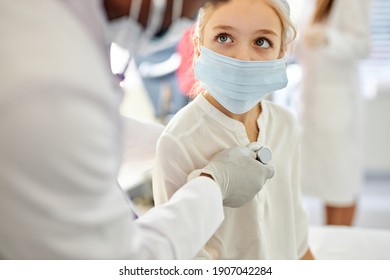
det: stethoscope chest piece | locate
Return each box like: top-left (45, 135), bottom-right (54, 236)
top-left (248, 142), bottom-right (272, 164)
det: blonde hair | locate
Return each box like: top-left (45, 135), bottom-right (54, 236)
top-left (189, 0), bottom-right (296, 97)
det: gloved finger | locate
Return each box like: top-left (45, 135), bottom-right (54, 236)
top-left (265, 165), bottom-right (275, 179)
top-left (247, 142), bottom-right (262, 153)
top-left (241, 146), bottom-right (257, 159)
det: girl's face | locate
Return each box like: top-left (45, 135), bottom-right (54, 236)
top-left (202, 0), bottom-right (283, 61)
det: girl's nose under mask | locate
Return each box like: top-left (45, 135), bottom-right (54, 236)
top-left (194, 46), bottom-right (288, 114)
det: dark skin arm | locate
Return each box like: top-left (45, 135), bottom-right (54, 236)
top-left (103, 0), bottom-right (228, 31)
top-left (300, 248), bottom-right (315, 260)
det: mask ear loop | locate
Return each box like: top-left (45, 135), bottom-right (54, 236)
top-left (115, 0), bottom-right (143, 81)
top-left (172, 0), bottom-right (183, 22)
top-left (129, 0), bottom-right (142, 23)
top-left (143, 0), bottom-right (167, 39)
top-left (117, 0), bottom-right (168, 82)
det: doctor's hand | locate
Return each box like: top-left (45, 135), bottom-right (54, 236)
top-left (188, 147), bottom-right (275, 208)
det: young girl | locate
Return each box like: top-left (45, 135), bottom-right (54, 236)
top-left (153, 0), bottom-right (314, 259)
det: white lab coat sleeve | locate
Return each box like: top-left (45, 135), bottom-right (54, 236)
top-left (322, 0), bottom-right (371, 61)
top-left (138, 176), bottom-right (224, 259)
top-left (291, 128), bottom-right (310, 259)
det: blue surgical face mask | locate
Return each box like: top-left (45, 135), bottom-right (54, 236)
top-left (194, 46), bottom-right (288, 114)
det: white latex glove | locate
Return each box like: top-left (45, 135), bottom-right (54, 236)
top-left (188, 146), bottom-right (275, 208)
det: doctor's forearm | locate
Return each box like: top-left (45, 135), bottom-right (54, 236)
top-left (137, 176), bottom-right (224, 259)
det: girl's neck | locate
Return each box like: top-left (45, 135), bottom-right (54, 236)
top-left (203, 92), bottom-right (261, 142)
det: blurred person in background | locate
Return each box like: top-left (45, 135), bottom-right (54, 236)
top-left (296, 0), bottom-right (372, 226)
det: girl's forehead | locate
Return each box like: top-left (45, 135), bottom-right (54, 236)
top-left (204, 0), bottom-right (282, 34)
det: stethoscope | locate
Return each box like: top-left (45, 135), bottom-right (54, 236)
top-left (116, 0), bottom-right (183, 82)
top-left (248, 142), bottom-right (272, 164)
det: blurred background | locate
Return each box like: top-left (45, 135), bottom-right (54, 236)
top-left (115, 0), bottom-right (390, 232)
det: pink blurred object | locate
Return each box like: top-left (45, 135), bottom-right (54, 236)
top-left (176, 25), bottom-right (196, 96)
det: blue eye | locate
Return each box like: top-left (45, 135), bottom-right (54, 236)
top-left (255, 38), bottom-right (271, 48)
top-left (217, 34), bottom-right (232, 43)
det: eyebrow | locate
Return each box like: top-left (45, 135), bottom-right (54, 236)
top-left (212, 25), bottom-right (278, 36)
